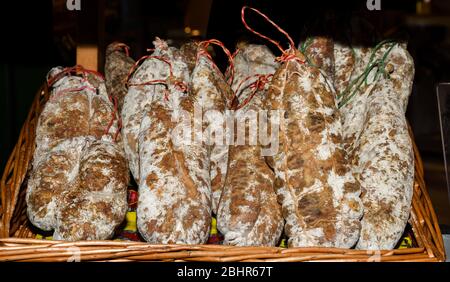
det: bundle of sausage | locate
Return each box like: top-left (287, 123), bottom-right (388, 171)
top-left (124, 38), bottom-right (232, 244)
top-left (27, 66), bottom-right (128, 240)
top-left (335, 41), bottom-right (415, 250)
top-left (229, 6), bottom-right (414, 250)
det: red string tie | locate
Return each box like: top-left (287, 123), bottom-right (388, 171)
top-left (233, 73), bottom-right (273, 110)
top-left (241, 6), bottom-right (305, 64)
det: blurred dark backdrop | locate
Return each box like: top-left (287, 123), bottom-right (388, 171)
top-left (0, 0), bottom-right (449, 227)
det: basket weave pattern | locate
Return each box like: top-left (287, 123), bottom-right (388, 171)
top-left (0, 84), bottom-right (446, 262)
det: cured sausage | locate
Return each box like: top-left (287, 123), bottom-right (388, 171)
top-left (266, 48), bottom-right (362, 248)
top-left (137, 43), bottom-right (211, 244)
top-left (217, 43), bottom-right (283, 246)
top-left (302, 36), bottom-right (335, 79)
top-left (351, 44), bottom-right (415, 250)
top-left (105, 42), bottom-right (135, 112)
top-left (190, 42), bottom-right (231, 215)
top-left (35, 67), bottom-right (118, 167)
top-left (122, 38), bottom-right (177, 182)
top-left (54, 137), bottom-right (129, 241)
top-left (27, 137), bottom-right (87, 231)
top-left (27, 136), bottom-right (128, 240)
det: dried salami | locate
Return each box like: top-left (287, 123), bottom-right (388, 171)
top-left (190, 42), bottom-right (232, 216)
top-left (217, 43), bottom-right (283, 246)
top-left (122, 38), bottom-right (177, 182)
top-left (351, 44), bottom-right (415, 250)
top-left (240, 6), bottom-right (363, 247)
top-left (27, 137), bottom-right (87, 231)
top-left (337, 46), bottom-right (376, 156)
top-left (302, 36), bottom-right (335, 79)
top-left (27, 136), bottom-right (128, 240)
top-left (137, 42), bottom-right (211, 244)
top-left (54, 137), bottom-right (129, 241)
top-left (333, 42), bottom-right (355, 95)
top-left (35, 66), bottom-right (118, 167)
top-left (268, 53), bottom-right (362, 247)
top-left (105, 42), bottom-right (135, 112)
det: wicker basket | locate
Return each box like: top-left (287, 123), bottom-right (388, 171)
top-left (0, 84), bottom-right (446, 262)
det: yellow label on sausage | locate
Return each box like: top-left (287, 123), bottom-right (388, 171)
top-left (398, 236), bottom-right (412, 249)
top-left (35, 234), bottom-right (53, 240)
top-left (124, 211), bottom-right (137, 232)
top-left (210, 217), bottom-right (218, 235)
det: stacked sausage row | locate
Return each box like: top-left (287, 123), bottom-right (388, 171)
top-left (27, 34), bottom-right (414, 250)
top-left (26, 65), bottom-right (128, 241)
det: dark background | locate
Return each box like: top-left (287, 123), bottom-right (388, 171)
top-left (0, 0), bottom-right (449, 228)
